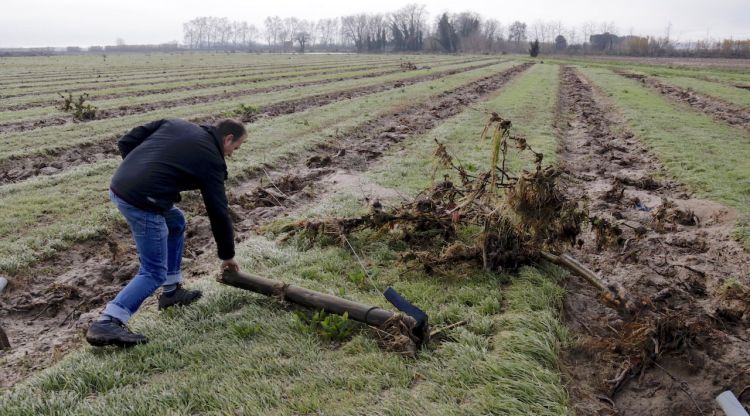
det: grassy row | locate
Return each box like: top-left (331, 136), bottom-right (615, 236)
top-left (580, 66), bottom-right (750, 247)
top-left (0, 57), bottom-right (476, 124)
top-left (1, 55), bottom-right (462, 107)
top-left (0, 62), bottom-right (571, 415)
top-left (0, 61), bottom-right (518, 273)
top-left (0, 58), bottom-right (500, 161)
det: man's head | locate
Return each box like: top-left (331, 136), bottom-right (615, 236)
top-left (214, 119), bottom-right (247, 157)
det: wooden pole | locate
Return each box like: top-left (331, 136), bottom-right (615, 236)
top-left (218, 270), bottom-right (410, 328)
top-left (541, 251), bottom-right (636, 314)
top-left (541, 251), bottom-right (606, 291)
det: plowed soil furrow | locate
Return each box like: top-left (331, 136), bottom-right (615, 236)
top-left (0, 61), bottom-right (500, 185)
top-left (1, 59), bottom-right (437, 111)
top-left (0, 62), bottom-right (532, 389)
top-left (558, 66), bottom-right (750, 416)
top-left (617, 71), bottom-right (750, 131)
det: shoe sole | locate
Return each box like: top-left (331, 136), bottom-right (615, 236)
top-left (86, 336), bottom-right (148, 348)
top-left (158, 292), bottom-right (203, 310)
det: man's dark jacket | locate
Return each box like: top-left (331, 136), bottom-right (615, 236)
top-left (110, 118), bottom-right (234, 260)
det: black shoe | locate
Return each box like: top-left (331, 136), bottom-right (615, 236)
top-left (158, 284), bottom-right (202, 310)
top-left (86, 318), bottom-right (148, 347)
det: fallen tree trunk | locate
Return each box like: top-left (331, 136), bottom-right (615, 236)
top-left (217, 270), bottom-right (427, 355)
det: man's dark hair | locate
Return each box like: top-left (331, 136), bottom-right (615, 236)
top-left (214, 119), bottom-right (246, 142)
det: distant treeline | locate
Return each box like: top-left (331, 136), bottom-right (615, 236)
top-left (180, 4), bottom-right (750, 58)
top-left (3, 3), bottom-right (748, 58)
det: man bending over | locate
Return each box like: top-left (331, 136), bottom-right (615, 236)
top-left (86, 118), bottom-right (246, 347)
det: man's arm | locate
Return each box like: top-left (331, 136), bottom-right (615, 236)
top-left (200, 169), bottom-right (236, 262)
top-left (117, 119), bottom-right (166, 159)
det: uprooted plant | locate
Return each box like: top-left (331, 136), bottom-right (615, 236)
top-left (270, 112), bottom-right (638, 315)
top-left (275, 112), bottom-right (589, 273)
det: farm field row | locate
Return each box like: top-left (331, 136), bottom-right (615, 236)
top-left (556, 56), bottom-right (750, 83)
top-left (0, 56), bottom-right (480, 125)
top-left (579, 67), bottom-right (750, 215)
top-left (638, 71), bottom-right (750, 108)
top-left (0, 61), bottom-right (520, 274)
top-left (0, 58), bottom-right (503, 161)
top-left (552, 56), bottom-right (750, 108)
top-left (0, 53), bottom-right (421, 85)
top-left (0, 57), bottom-right (381, 91)
top-left (0, 61), bottom-right (573, 415)
top-left (1, 55), bottom-right (466, 106)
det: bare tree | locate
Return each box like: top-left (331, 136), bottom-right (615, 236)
top-left (315, 18), bottom-right (339, 48)
top-left (390, 4), bottom-right (427, 51)
top-left (283, 17), bottom-right (301, 51)
top-left (508, 21), bottom-right (527, 50)
top-left (264, 16), bottom-right (283, 49)
top-left (294, 20), bottom-right (312, 52)
top-left (482, 18), bottom-right (501, 51)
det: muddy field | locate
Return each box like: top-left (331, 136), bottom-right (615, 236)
top-left (1, 53), bottom-right (748, 415)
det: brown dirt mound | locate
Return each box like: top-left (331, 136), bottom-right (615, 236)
top-left (558, 66), bottom-right (750, 415)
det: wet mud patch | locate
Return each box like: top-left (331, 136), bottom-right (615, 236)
top-left (617, 70), bottom-right (750, 131)
top-left (0, 140), bottom-right (119, 184)
top-left (558, 66), bottom-right (750, 415)
top-left (0, 63), bottom-right (532, 388)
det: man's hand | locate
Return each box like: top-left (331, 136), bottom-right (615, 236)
top-left (221, 258), bottom-right (240, 273)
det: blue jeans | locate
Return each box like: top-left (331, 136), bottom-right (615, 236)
top-left (102, 190), bottom-right (185, 323)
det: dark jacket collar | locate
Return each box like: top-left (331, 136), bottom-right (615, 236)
top-left (202, 125), bottom-right (225, 160)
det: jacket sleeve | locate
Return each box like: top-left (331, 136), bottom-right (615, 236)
top-left (200, 166), bottom-right (235, 260)
top-left (117, 119), bottom-right (166, 159)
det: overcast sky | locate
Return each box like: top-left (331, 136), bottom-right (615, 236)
top-left (1, 0), bottom-right (748, 48)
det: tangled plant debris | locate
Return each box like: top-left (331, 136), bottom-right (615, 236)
top-left (277, 113), bottom-right (589, 273)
